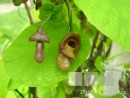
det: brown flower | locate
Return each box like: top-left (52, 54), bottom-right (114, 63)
top-left (29, 26), bottom-right (50, 63)
top-left (57, 32), bottom-right (81, 71)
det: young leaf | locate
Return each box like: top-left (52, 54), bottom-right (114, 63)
top-left (39, 3), bottom-right (63, 22)
top-left (51, 5), bottom-right (63, 21)
top-left (39, 3), bottom-right (55, 21)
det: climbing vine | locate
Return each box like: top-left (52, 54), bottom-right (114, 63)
top-left (1, 0), bottom-right (130, 98)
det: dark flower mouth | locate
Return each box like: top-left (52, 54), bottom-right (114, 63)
top-left (59, 32), bottom-right (81, 60)
top-left (67, 40), bottom-right (76, 48)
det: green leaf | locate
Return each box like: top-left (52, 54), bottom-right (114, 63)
top-left (0, 34), bottom-right (7, 44)
top-left (74, 0), bottom-right (130, 51)
top-left (51, 5), bottom-right (63, 21)
top-left (39, 3), bottom-right (55, 21)
top-left (38, 84), bottom-right (66, 98)
top-left (7, 83), bottom-right (28, 98)
top-left (8, 79), bottom-right (20, 90)
top-left (6, 91), bottom-right (17, 98)
top-left (0, 40), bottom-right (9, 56)
top-left (0, 28), bottom-right (17, 41)
top-left (3, 21), bottom-right (90, 87)
top-left (53, 85), bottom-right (66, 98)
top-left (57, 0), bottom-right (64, 3)
top-left (93, 93), bottom-right (124, 98)
top-left (124, 64), bottom-right (130, 68)
top-left (0, 0), bottom-right (8, 3)
top-left (39, 3), bottom-right (63, 22)
top-left (111, 94), bottom-right (124, 98)
top-left (0, 8), bottom-right (29, 36)
top-left (47, 0), bottom-right (64, 4)
top-left (0, 59), bottom-right (10, 98)
top-left (95, 56), bottom-right (104, 73)
top-left (38, 87), bottom-right (52, 98)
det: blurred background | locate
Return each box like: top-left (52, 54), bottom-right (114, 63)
top-left (0, 0), bottom-right (29, 58)
top-left (0, 1), bottom-right (29, 98)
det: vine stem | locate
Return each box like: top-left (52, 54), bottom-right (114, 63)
top-left (24, 2), bottom-right (38, 98)
top-left (104, 42), bottom-right (112, 59)
top-left (24, 2), bottom-right (34, 24)
top-left (92, 34), bottom-right (107, 60)
top-left (88, 32), bottom-right (100, 59)
top-left (64, 0), bottom-right (72, 32)
top-left (81, 67), bottom-right (85, 98)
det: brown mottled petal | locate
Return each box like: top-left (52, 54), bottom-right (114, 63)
top-left (62, 41), bottom-right (76, 60)
top-left (35, 42), bottom-right (44, 63)
top-left (57, 53), bottom-right (70, 71)
top-left (29, 26), bottom-right (50, 43)
top-left (59, 32), bottom-right (80, 60)
top-left (59, 33), bottom-right (75, 51)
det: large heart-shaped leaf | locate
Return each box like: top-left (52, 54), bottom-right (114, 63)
top-left (74, 0), bottom-right (130, 51)
top-left (3, 21), bottom-right (90, 87)
top-left (0, 59), bottom-right (10, 98)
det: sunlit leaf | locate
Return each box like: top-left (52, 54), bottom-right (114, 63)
top-left (0, 59), bottom-right (10, 98)
top-left (3, 20), bottom-right (90, 86)
top-left (74, 0), bottom-right (130, 51)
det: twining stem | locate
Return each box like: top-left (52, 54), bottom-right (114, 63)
top-left (24, 2), bottom-right (34, 24)
top-left (85, 32), bottom-right (108, 71)
top-left (92, 34), bottom-right (107, 60)
top-left (104, 42), bottom-right (112, 59)
top-left (81, 68), bottom-right (85, 98)
top-left (64, 0), bottom-right (72, 32)
top-left (24, 2), bottom-right (38, 98)
top-left (89, 32), bottom-right (100, 59)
